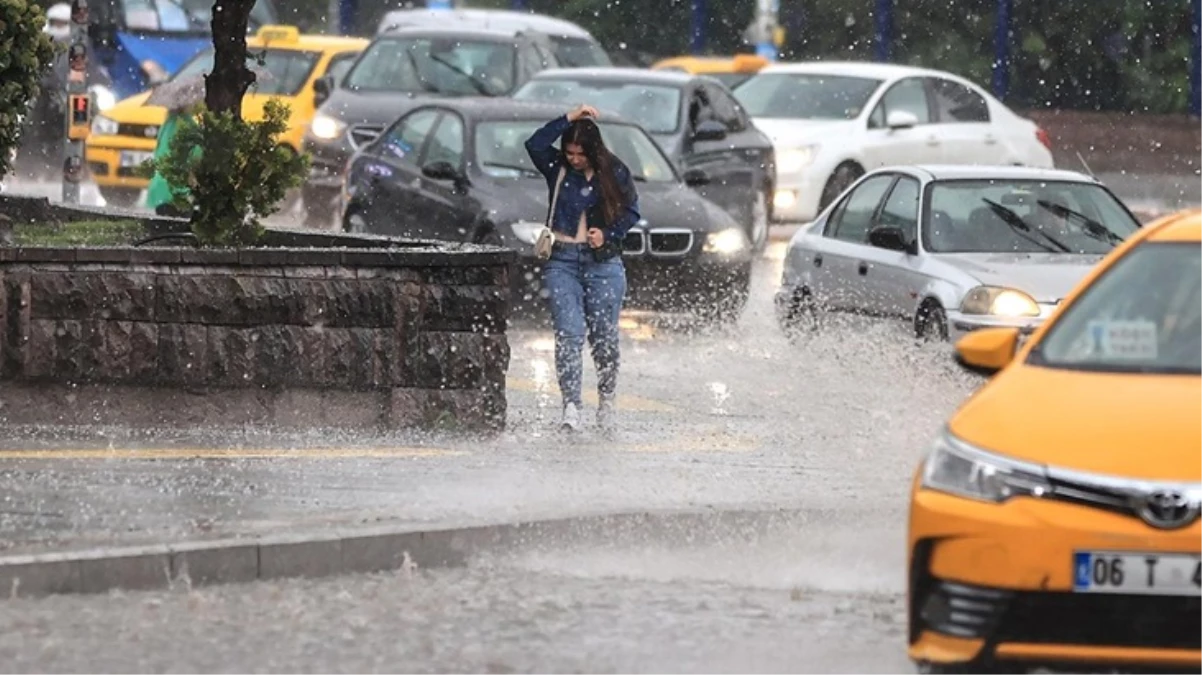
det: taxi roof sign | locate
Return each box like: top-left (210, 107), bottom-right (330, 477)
top-left (256, 25), bottom-right (300, 43)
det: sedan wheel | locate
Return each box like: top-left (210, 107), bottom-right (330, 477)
top-left (819, 163), bottom-right (864, 213)
top-left (779, 287), bottom-right (821, 342)
top-left (916, 304), bottom-right (949, 342)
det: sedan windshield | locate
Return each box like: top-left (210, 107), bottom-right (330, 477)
top-left (513, 80), bottom-right (682, 134)
top-left (925, 180), bottom-right (1140, 254)
top-left (345, 36), bottom-right (516, 96)
top-left (733, 73), bottom-right (882, 119)
top-left (475, 120), bottom-right (677, 183)
top-left (1031, 242), bottom-right (1200, 374)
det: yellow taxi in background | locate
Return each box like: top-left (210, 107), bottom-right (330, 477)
top-left (907, 208), bottom-right (1201, 673)
top-left (84, 26), bottom-right (367, 207)
top-left (651, 54), bottom-right (768, 90)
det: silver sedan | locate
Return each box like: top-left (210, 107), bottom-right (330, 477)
top-left (774, 165), bottom-right (1143, 342)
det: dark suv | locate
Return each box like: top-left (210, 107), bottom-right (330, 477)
top-left (300, 23), bottom-right (606, 227)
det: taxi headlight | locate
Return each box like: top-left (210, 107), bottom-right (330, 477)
top-left (921, 430), bottom-right (1051, 503)
top-left (310, 114), bottom-right (347, 141)
top-left (91, 114), bottom-right (118, 136)
top-left (960, 286), bottom-right (1040, 317)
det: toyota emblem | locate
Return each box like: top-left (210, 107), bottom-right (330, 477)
top-left (1136, 489), bottom-right (1198, 529)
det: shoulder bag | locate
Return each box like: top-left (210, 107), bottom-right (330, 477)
top-left (534, 166), bottom-right (566, 261)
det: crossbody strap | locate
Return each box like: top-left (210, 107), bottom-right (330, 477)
top-left (546, 166), bottom-right (566, 227)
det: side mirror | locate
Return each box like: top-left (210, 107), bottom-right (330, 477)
top-left (314, 76), bottom-right (333, 108)
top-left (422, 161), bottom-right (466, 184)
top-left (692, 119), bottom-right (727, 142)
top-left (954, 327), bottom-right (1021, 377)
top-left (886, 110), bottom-right (919, 130)
top-left (683, 168), bottom-right (710, 186)
top-left (868, 226), bottom-right (913, 253)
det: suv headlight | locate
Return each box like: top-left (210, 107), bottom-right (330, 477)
top-left (776, 144), bottom-right (818, 174)
top-left (960, 286), bottom-right (1040, 317)
top-left (921, 430), bottom-right (1051, 503)
top-left (704, 227), bottom-right (748, 254)
top-left (91, 115), bottom-right (118, 136)
top-left (310, 114), bottom-right (347, 141)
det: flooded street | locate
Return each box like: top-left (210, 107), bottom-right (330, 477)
top-left (0, 242), bottom-right (977, 671)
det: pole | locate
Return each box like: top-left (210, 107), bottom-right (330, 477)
top-left (992, 0), bottom-right (1012, 101)
top-left (62, 0), bottom-right (90, 204)
top-left (1191, 0), bottom-right (1200, 117)
top-left (873, 0), bottom-right (892, 62)
top-left (690, 0), bottom-right (706, 55)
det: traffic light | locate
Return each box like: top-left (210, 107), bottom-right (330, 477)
top-left (68, 93), bottom-right (90, 139)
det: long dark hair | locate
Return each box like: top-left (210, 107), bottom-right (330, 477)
top-left (561, 118), bottom-right (625, 226)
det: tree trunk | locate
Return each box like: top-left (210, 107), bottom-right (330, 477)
top-left (204, 0), bottom-right (256, 117)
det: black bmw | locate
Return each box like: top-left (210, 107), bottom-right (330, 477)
top-left (341, 99), bottom-right (754, 321)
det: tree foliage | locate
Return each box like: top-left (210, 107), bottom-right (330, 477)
top-left (146, 99), bottom-right (309, 246)
top-left (0, 0), bottom-right (56, 181)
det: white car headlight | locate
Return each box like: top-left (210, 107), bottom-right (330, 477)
top-left (776, 145), bottom-right (819, 174)
top-left (510, 220), bottom-right (545, 245)
top-left (960, 286), bottom-right (1041, 317)
top-left (921, 430), bottom-right (1051, 503)
top-left (704, 227), bottom-right (749, 254)
top-left (89, 85), bottom-right (117, 112)
top-left (310, 114), bottom-right (347, 141)
top-left (91, 114), bottom-right (118, 136)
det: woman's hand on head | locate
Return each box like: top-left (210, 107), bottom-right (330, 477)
top-left (567, 104), bottom-right (600, 122)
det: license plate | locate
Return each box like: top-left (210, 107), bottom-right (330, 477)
top-left (119, 151), bottom-right (153, 168)
top-left (1074, 550), bottom-right (1202, 596)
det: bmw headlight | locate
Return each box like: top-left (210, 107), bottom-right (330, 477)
top-left (704, 227), bottom-right (749, 254)
top-left (776, 144), bottom-right (819, 174)
top-left (310, 114), bottom-right (347, 141)
top-left (960, 286), bottom-right (1040, 317)
top-left (921, 430), bottom-right (1051, 503)
top-left (91, 114), bottom-right (118, 136)
top-left (510, 220), bottom-right (544, 245)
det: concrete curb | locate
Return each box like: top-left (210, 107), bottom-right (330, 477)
top-left (0, 507), bottom-right (814, 599)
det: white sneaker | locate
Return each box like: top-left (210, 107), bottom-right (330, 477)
top-left (597, 398), bottom-right (616, 431)
top-left (560, 403), bottom-right (581, 432)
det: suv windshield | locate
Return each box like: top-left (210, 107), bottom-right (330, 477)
top-left (345, 36), bottom-right (516, 96)
top-left (1031, 242), bottom-right (1201, 375)
top-left (734, 73), bottom-right (882, 119)
top-left (171, 48), bottom-right (319, 96)
top-left (513, 80), bottom-right (681, 134)
top-left (476, 120), bottom-right (677, 183)
top-left (925, 180), bottom-right (1140, 254)
top-left (549, 36), bottom-right (611, 67)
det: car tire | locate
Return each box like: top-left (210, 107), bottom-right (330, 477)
top-left (99, 187), bottom-right (141, 209)
top-left (747, 188), bottom-right (770, 253)
top-left (818, 162), bottom-right (864, 213)
top-left (915, 302), bottom-right (949, 342)
top-left (778, 286), bottom-right (821, 342)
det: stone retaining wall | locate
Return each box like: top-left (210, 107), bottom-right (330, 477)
top-left (0, 244), bottom-right (515, 431)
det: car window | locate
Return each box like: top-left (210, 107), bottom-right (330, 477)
top-left (828, 175), bottom-right (894, 244)
top-left (475, 120), bottom-right (677, 183)
top-left (924, 180), bottom-right (1140, 254)
top-left (324, 52), bottom-right (360, 85)
top-left (514, 79), bottom-right (682, 135)
top-left (124, 0), bottom-right (274, 31)
top-left (734, 73), bottom-right (882, 120)
top-left (548, 36), bottom-right (612, 67)
top-left (379, 109), bottom-right (441, 165)
top-left (424, 113), bottom-right (465, 170)
top-left (345, 36), bottom-right (516, 96)
top-left (1032, 242), bottom-right (1201, 375)
top-left (869, 77), bottom-right (931, 128)
top-left (929, 78), bottom-right (990, 123)
top-left (877, 176), bottom-right (920, 245)
top-left (169, 48), bottom-right (319, 96)
top-left (704, 84), bottom-right (746, 132)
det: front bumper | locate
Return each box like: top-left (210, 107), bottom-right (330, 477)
top-left (945, 306), bottom-right (1054, 343)
top-left (84, 138), bottom-right (157, 189)
top-left (908, 487), bottom-right (1202, 670)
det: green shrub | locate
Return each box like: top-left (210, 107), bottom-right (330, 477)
top-left (147, 98), bottom-right (309, 247)
top-left (0, 0), bottom-right (56, 181)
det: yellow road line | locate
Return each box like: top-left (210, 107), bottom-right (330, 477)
top-left (506, 376), bottom-right (677, 413)
top-left (0, 447), bottom-right (466, 460)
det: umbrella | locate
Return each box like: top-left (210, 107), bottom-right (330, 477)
top-left (145, 67), bottom-right (273, 112)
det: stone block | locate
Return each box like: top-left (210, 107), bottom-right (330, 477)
top-left (0, 555), bottom-right (81, 598)
top-left (29, 272), bottom-right (155, 322)
top-left (204, 326), bottom-right (253, 387)
top-left (23, 319), bottom-right (56, 379)
top-left (77, 549), bottom-right (172, 594)
top-left (128, 322), bottom-right (158, 383)
top-left (258, 537), bottom-right (342, 580)
top-left (157, 323), bottom-right (208, 386)
top-left (170, 541), bottom-right (259, 588)
top-left (411, 331), bottom-right (487, 389)
top-left (420, 284), bottom-right (508, 333)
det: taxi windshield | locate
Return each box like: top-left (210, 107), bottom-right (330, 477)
top-left (1030, 242), bottom-right (1201, 375)
top-left (171, 48), bottom-right (320, 96)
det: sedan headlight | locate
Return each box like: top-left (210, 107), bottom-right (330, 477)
top-left (921, 430), bottom-right (1051, 503)
top-left (704, 227), bottom-right (749, 254)
top-left (960, 286), bottom-right (1040, 317)
top-left (91, 114), bottom-right (118, 136)
top-left (310, 114), bottom-right (347, 141)
top-left (510, 220), bottom-right (545, 245)
top-left (776, 144), bottom-right (819, 174)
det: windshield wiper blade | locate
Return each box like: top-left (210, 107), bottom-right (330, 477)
top-left (631, 175), bottom-right (648, 182)
top-left (403, 48), bottom-right (439, 93)
top-left (1036, 199), bottom-right (1124, 248)
top-left (427, 53), bottom-right (495, 96)
top-left (981, 198), bottom-right (1072, 253)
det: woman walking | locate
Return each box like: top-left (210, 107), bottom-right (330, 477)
top-left (525, 104), bottom-right (641, 432)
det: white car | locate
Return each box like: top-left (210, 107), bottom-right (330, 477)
top-left (732, 61), bottom-right (1055, 224)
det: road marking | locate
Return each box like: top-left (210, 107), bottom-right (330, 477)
top-left (623, 430), bottom-right (761, 454)
top-left (0, 447), bottom-right (466, 460)
top-left (506, 376), bottom-right (678, 412)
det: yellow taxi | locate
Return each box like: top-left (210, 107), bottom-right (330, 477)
top-left (651, 54), bottom-right (768, 90)
top-left (908, 208), bottom-right (1201, 672)
top-left (84, 25), bottom-right (367, 207)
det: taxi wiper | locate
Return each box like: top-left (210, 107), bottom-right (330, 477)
top-left (1036, 199), bottom-right (1124, 248)
top-left (982, 198), bottom-right (1072, 253)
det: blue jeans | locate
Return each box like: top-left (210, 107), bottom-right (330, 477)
top-left (543, 242), bottom-right (627, 407)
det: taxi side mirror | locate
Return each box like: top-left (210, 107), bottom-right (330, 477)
top-left (954, 327), bottom-right (1021, 377)
top-left (314, 76), bottom-right (333, 108)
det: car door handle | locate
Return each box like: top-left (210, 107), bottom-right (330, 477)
top-left (858, 261), bottom-right (869, 276)
top-left (984, 134), bottom-right (998, 145)
top-left (813, 254), bottom-right (823, 267)
top-left (926, 136), bottom-right (940, 146)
